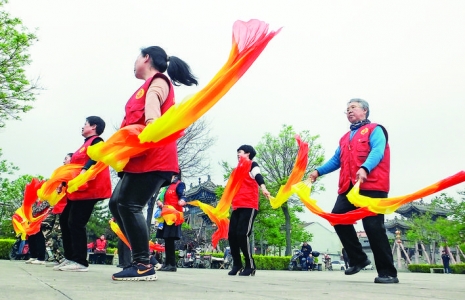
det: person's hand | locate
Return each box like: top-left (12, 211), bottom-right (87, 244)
top-left (261, 186), bottom-right (271, 199)
top-left (80, 169), bottom-right (86, 175)
top-left (308, 170), bottom-right (319, 183)
top-left (178, 200), bottom-right (186, 207)
top-left (355, 168), bottom-right (368, 183)
top-left (156, 200), bottom-right (163, 208)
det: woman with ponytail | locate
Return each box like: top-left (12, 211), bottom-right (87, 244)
top-left (109, 46), bottom-right (197, 281)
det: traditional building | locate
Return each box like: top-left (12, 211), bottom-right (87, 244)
top-left (184, 176), bottom-right (219, 231)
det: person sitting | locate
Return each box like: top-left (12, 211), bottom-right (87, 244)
top-left (300, 242), bottom-right (312, 271)
top-left (94, 235), bottom-right (108, 264)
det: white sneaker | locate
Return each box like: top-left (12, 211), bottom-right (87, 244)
top-left (46, 261), bottom-right (59, 267)
top-left (25, 258), bottom-right (37, 264)
top-left (155, 263), bottom-right (162, 271)
top-left (53, 259), bottom-right (71, 271)
top-left (59, 261), bottom-right (88, 272)
top-left (31, 260), bottom-right (46, 265)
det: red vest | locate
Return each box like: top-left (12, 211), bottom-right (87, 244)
top-left (52, 198), bottom-right (67, 214)
top-left (338, 123), bottom-right (390, 194)
top-left (232, 172), bottom-right (259, 210)
top-left (68, 136), bottom-right (112, 201)
top-left (164, 181), bottom-right (183, 212)
top-left (121, 73), bottom-right (179, 173)
top-left (95, 239), bottom-right (107, 251)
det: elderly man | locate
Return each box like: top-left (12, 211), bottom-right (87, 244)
top-left (308, 98), bottom-right (398, 284)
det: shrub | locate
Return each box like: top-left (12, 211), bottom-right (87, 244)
top-left (0, 238), bottom-right (16, 259)
top-left (408, 263), bottom-right (465, 274)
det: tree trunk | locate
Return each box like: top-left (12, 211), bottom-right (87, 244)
top-left (281, 204), bottom-right (292, 256)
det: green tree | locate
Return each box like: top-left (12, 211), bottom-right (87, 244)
top-left (0, 0), bottom-right (40, 128)
top-left (255, 124), bottom-right (324, 255)
top-left (431, 192), bottom-right (465, 246)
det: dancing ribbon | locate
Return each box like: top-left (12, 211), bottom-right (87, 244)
top-left (292, 181), bottom-right (377, 226)
top-left (269, 135), bottom-right (309, 209)
top-left (189, 156), bottom-right (252, 247)
top-left (149, 241), bottom-right (165, 253)
top-left (347, 171), bottom-right (465, 214)
top-left (161, 205), bottom-right (184, 226)
top-left (37, 163), bottom-right (83, 204)
top-left (138, 19), bottom-right (281, 145)
top-left (66, 19), bottom-right (280, 193)
top-left (110, 219), bottom-right (166, 252)
top-left (109, 219), bottom-right (131, 249)
top-left (12, 178), bottom-right (51, 239)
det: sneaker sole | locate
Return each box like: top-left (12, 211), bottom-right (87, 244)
top-left (112, 274), bottom-right (158, 281)
top-left (59, 268), bottom-right (89, 272)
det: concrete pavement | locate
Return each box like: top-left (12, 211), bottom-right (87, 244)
top-left (0, 260), bottom-right (462, 300)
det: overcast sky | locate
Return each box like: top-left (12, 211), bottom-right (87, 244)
top-left (2, 0), bottom-right (464, 231)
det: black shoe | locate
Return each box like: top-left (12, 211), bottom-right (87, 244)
top-left (344, 259), bottom-right (371, 275)
top-left (228, 266), bottom-right (243, 276)
top-left (375, 275), bottom-right (399, 284)
top-left (160, 265), bottom-right (177, 272)
top-left (239, 268), bottom-right (256, 276)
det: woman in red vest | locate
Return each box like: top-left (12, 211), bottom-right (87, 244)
top-left (155, 173), bottom-right (186, 272)
top-left (56, 117), bottom-right (112, 272)
top-left (109, 46), bottom-right (197, 281)
top-left (228, 145), bottom-right (271, 277)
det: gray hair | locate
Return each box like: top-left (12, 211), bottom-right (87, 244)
top-left (348, 98), bottom-right (370, 118)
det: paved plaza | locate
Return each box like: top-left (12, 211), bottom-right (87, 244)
top-left (0, 260), bottom-right (462, 300)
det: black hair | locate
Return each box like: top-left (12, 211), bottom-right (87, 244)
top-left (86, 116), bottom-right (106, 135)
top-left (174, 169), bottom-right (182, 181)
top-left (67, 153), bottom-right (73, 158)
top-left (237, 145), bottom-right (256, 160)
top-left (140, 46), bottom-right (198, 87)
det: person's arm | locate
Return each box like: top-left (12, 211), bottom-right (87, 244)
top-left (308, 147), bottom-right (341, 182)
top-left (145, 77), bottom-right (169, 125)
top-left (361, 126), bottom-right (386, 173)
top-left (176, 181), bottom-right (187, 206)
top-left (82, 137), bottom-right (104, 170)
top-left (356, 126), bottom-right (387, 182)
top-left (316, 147), bottom-right (341, 176)
top-left (250, 162), bottom-right (271, 199)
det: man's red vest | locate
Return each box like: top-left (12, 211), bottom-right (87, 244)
top-left (338, 123), bottom-right (390, 194)
top-left (164, 181), bottom-right (183, 212)
top-left (68, 136), bottom-right (112, 201)
top-left (232, 172), bottom-right (259, 210)
top-left (121, 73), bottom-right (178, 173)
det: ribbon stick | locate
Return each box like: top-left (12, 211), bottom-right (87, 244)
top-left (269, 135), bottom-right (309, 209)
top-left (347, 171), bottom-right (465, 214)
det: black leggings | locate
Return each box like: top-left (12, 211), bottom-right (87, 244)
top-left (228, 208), bottom-right (258, 269)
top-left (164, 238), bottom-right (176, 266)
top-left (109, 172), bottom-right (169, 265)
top-left (28, 231), bottom-right (46, 261)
